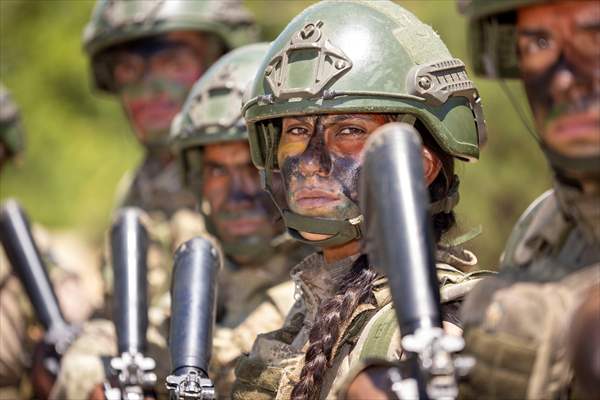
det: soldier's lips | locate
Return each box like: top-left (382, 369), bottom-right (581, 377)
top-left (547, 108), bottom-right (600, 143)
top-left (219, 215), bottom-right (266, 236)
top-left (129, 100), bottom-right (180, 128)
top-left (294, 188), bottom-right (340, 209)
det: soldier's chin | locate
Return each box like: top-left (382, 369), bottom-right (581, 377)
top-left (298, 231), bottom-right (333, 242)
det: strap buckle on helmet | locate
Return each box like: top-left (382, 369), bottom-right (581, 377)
top-left (407, 58), bottom-right (488, 147)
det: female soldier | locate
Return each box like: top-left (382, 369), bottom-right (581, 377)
top-left (232, 1), bottom-right (488, 399)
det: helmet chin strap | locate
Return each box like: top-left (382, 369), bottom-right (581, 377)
top-left (260, 170), bottom-right (461, 249)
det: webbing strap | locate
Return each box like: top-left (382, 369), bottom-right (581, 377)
top-left (359, 305), bottom-right (398, 361)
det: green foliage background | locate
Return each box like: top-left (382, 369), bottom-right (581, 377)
top-left (0, 0), bottom-right (551, 269)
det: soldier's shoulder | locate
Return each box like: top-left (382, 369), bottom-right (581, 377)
top-left (500, 189), bottom-right (561, 268)
top-left (265, 280), bottom-right (297, 316)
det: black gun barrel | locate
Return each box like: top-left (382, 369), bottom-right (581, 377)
top-left (360, 123), bottom-right (442, 337)
top-left (169, 237), bottom-right (220, 377)
top-left (0, 199), bottom-right (68, 332)
top-left (110, 207), bottom-right (150, 355)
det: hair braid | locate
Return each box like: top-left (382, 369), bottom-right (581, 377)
top-left (291, 255), bottom-right (378, 400)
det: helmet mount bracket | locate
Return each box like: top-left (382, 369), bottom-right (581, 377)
top-left (264, 21), bottom-right (353, 100)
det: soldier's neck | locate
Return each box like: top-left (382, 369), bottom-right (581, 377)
top-left (323, 239), bottom-right (361, 263)
top-left (146, 146), bottom-right (174, 166)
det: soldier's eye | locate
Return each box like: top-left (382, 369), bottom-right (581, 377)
top-left (206, 164), bottom-right (228, 177)
top-left (286, 126), bottom-right (309, 136)
top-left (337, 126), bottom-right (365, 136)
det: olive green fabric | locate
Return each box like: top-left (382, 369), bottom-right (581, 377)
top-left (0, 84), bottom-right (25, 159)
top-left (460, 264), bottom-right (600, 399)
top-left (83, 0), bottom-right (259, 92)
top-left (457, 0), bottom-right (544, 78)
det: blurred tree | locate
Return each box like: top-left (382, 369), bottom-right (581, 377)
top-left (0, 0), bottom-right (550, 267)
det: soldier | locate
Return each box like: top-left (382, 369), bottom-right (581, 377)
top-left (458, 1), bottom-right (600, 398)
top-left (82, 0), bottom-right (258, 216)
top-left (230, 1), bottom-right (489, 399)
top-left (0, 85), bottom-right (103, 399)
top-left (47, 1), bottom-right (260, 399)
top-left (170, 42), bottom-right (312, 396)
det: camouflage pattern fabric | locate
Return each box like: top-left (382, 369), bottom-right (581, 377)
top-left (232, 247), bottom-right (489, 400)
top-left (0, 225), bottom-right (102, 397)
top-left (460, 187), bottom-right (600, 399)
top-left (114, 154), bottom-right (197, 218)
top-left (51, 209), bottom-right (306, 399)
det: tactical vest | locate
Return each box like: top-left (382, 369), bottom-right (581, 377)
top-left (461, 189), bottom-right (600, 399)
top-left (232, 248), bottom-right (490, 400)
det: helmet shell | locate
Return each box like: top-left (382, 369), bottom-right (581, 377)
top-left (458, 0), bottom-right (545, 78)
top-left (0, 84), bottom-right (25, 159)
top-left (83, 0), bottom-right (259, 92)
top-left (243, 0), bottom-right (485, 172)
top-left (171, 42), bottom-right (270, 155)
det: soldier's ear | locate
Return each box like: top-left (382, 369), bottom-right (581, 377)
top-left (422, 146), bottom-right (442, 186)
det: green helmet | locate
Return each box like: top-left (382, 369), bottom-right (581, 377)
top-left (0, 84), bottom-right (25, 161)
top-left (458, 0), bottom-right (545, 78)
top-left (243, 0), bottom-right (486, 247)
top-left (83, 0), bottom-right (259, 92)
top-left (171, 42), bottom-right (270, 187)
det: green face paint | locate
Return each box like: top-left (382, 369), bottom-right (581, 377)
top-left (121, 77), bottom-right (193, 146)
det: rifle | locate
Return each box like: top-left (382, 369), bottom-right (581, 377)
top-left (165, 237), bottom-right (220, 400)
top-left (104, 208), bottom-right (157, 400)
top-left (360, 123), bottom-right (471, 400)
top-left (0, 199), bottom-right (79, 371)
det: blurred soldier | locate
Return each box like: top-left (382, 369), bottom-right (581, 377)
top-left (46, 1), bottom-right (258, 398)
top-left (51, 43), bottom-right (311, 400)
top-left (229, 1), bottom-right (489, 399)
top-left (82, 0), bottom-right (257, 216)
top-left (0, 85), bottom-right (103, 398)
top-left (170, 43), bottom-right (311, 396)
top-left (459, 1), bottom-right (600, 398)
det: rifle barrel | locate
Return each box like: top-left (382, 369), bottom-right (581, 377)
top-left (0, 199), bottom-right (67, 332)
top-left (360, 123), bottom-right (442, 336)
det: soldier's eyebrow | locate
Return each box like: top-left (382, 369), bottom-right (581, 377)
top-left (285, 116), bottom-right (314, 123)
top-left (516, 28), bottom-right (552, 37)
top-left (322, 114), bottom-right (372, 123)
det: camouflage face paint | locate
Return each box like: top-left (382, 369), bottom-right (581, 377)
top-left (517, 2), bottom-right (600, 159)
top-left (121, 77), bottom-right (192, 145)
top-left (278, 114), bottom-right (390, 220)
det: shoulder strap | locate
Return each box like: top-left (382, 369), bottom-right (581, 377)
top-left (359, 304), bottom-right (398, 361)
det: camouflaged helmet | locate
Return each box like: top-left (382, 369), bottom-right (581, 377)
top-left (0, 84), bottom-right (25, 160)
top-left (170, 42), bottom-right (270, 187)
top-left (457, 0), bottom-right (545, 78)
top-left (83, 0), bottom-right (259, 92)
top-left (242, 0), bottom-right (486, 247)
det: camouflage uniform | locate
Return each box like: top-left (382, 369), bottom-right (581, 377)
top-left (233, 248), bottom-right (489, 400)
top-left (458, 1), bottom-right (600, 398)
top-left (50, 208), bottom-right (307, 399)
top-left (0, 86), bottom-right (103, 399)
